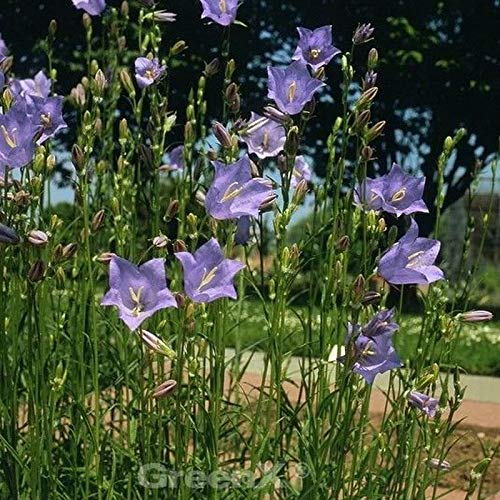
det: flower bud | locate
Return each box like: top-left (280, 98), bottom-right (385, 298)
top-left (119, 69), bottom-right (135, 98)
top-left (71, 144), bottom-right (85, 171)
top-left (458, 310), bottom-right (493, 323)
top-left (354, 109), bottom-right (371, 131)
top-left (170, 40), bottom-right (187, 55)
top-left (336, 235), bottom-right (350, 252)
top-left (154, 10), bottom-right (177, 23)
top-left (46, 154), bottom-right (56, 173)
top-left (0, 223), bottom-right (20, 245)
top-left (263, 106), bottom-right (289, 124)
top-left (361, 290), bottom-right (381, 305)
top-left (96, 252), bottom-right (116, 264)
top-left (82, 13), bottom-right (92, 30)
top-left (49, 19), bottom-right (58, 36)
top-left (173, 240), bottom-right (187, 253)
top-left (28, 260), bottom-right (45, 282)
top-left (285, 126), bottom-right (299, 156)
top-left (204, 58), bottom-right (221, 78)
top-left (153, 379), bottom-right (177, 399)
top-left (62, 243), bottom-right (78, 260)
top-left (165, 199), bottom-right (179, 220)
top-left (212, 121), bottom-right (233, 149)
top-left (174, 293), bottom-right (185, 308)
top-left (292, 179), bottom-right (308, 205)
top-left (361, 146), bottom-right (374, 161)
top-left (28, 230), bottom-right (49, 246)
top-left (367, 48), bottom-right (379, 70)
top-left (353, 274), bottom-right (365, 298)
top-left (356, 87), bottom-right (378, 108)
top-left (91, 209), bottom-right (106, 232)
top-left (153, 235), bottom-right (169, 249)
top-left (366, 120), bottom-right (386, 142)
top-left (353, 23), bottom-right (375, 45)
top-left (94, 69), bottom-right (107, 95)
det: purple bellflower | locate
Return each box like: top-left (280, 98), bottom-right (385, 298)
top-left (205, 155), bottom-right (275, 220)
top-left (0, 34), bottom-right (7, 60)
top-left (0, 223), bottom-right (20, 245)
top-left (267, 61), bottom-right (324, 115)
top-left (164, 145), bottom-right (184, 171)
top-left (10, 71), bottom-right (51, 100)
top-left (175, 238), bottom-right (245, 303)
top-left (339, 309), bottom-right (402, 384)
top-left (407, 391), bottom-right (439, 418)
top-left (292, 26), bottom-right (341, 71)
top-left (134, 57), bottom-right (165, 89)
top-left (235, 216), bottom-right (252, 245)
top-left (101, 256), bottom-right (177, 331)
top-left (200, 0), bottom-right (238, 26)
top-left (378, 219), bottom-right (444, 285)
top-left (0, 103), bottom-right (37, 169)
top-left (72, 0), bottom-right (106, 16)
top-left (291, 155), bottom-right (312, 188)
top-left (27, 96), bottom-right (67, 145)
top-left (354, 163), bottom-right (428, 217)
top-left (241, 112), bottom-right (286, 159)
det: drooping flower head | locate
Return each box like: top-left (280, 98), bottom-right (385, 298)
top-left (205, 155), bottom-right (275, 220)
top-left (10, 71), bottom-right (51, 101)
top-left (72, 0), bottom-right (106, 16)
top-left (378, 219), bottom-right (444, 285)
top-left (134, 57), bottom-right (165, 89)
top-left (339, 309), bottom-right (402, 384)
top-left (407, 391), bottom-right (439, 418)
top-left (101, 256), bottom-right (177, 331)
top-left (200, 0), bottom-right (238, 26)
top-left (291, 155), bottom-right (312, 188)
top-left (354, 163), bottom-right (428, 217)
top-left (292, 26), bottom-right (341, 71)
top-left (175, 238), bottom-right (245, 303)
top-left (241, 112), bottom-right (286, 159)
top-left (267, 61), bottom-right (325, 115)
top-left (27, 96), bottom-right (67, 145)
top-left (0, 103), bottom-right (37, 169)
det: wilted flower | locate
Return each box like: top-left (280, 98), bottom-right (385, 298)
top-left (339, 309), bottom-right (402, 384)
top-left (10, 71), bottom-right (51, 100)
top-left (0, 222), bottom-right (20, 244)
top-left (200, 0), bottom-right (238, 26)
top-left (267, 61), bottom-right (324, 115)
top-left (101, 256), bottom-right (177, 331)
top-left (175, 238), bottom-right (245, 303)
top-left (292, 26), bottom-right (341, 71)
top-left (354, 163), bottom-right (428, 217)
top-left (205, 155), bottom-right (275, 220)
top-left (407, 391), bottom-right (439, 417)
top-left (0, 103), bottom-right (37, 169)
top-left (134, 57), bottom-right (165, 89)
top-left (291, 155), bottom-right (312, 188)
top-left (458, 310), bottom-right (493, 323)
top-left (72, 0), bottom-right (106, 16)
top-left (378, 220), bottom-right (444, 285)
top-left (241, 112), bottom-right (286, 159)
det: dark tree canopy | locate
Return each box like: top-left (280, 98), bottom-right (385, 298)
top-left (1, 0), bottom-right (499, 235)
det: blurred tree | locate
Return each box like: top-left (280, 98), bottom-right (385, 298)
top-left (1, 0), bottom-right (499, 235)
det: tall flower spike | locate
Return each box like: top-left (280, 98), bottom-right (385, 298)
top-left (134, 57), bottom-right (165, 89)
top-left (378, 219), bottom-right (444, 285)
top-left (175, 238), bottom-right (245, 303)
top-left (240, 112), bottom-right (286, 159)
top-left (267, 61), bottom-right (325, 115)
top-left (354, 163), bottom-right (428, 217)
top-left (292, 26), bottom-right (341, 72)
top-left (205, 155), bottom-right (275, 220)
top-left (72, 0), bottom-right (106, 16)
top-left (101, 256), bottom-right (177, 331)
top-left (200, 0), bottom-right (238, 26)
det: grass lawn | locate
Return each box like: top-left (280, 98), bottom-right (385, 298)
top-left (226, 302), bottom-right (500, 377)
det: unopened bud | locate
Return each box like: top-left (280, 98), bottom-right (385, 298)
top-left (62, 243), bottom-right (78, 260)
top-left (153, 235), bottom-right (169, 249)
top-left (82, 13), bottom-right (92, 30)
top-left (173, 240), bottom-right (187, 253)
top-left (336, 235), bottom-right (350, 252)
top-left (49, 19), bottom-right (58, 36)
top-left (204, 58), bottom-right (221, 78)
top-left (361, 290), bottom-right (381, 305)
top-left (263, 106), bottom-right (289, 124)
top-left (28, 260), bottom-right (45, 282)
top-left (353, 274), bottom-right (366, 298)
top-left (91, 209), bottom-right (106, 232)
top-left (94, 69), bottom-right (107, 95)
top-left (285, 126), bottom-right (299, 156)
top-left (170, 40), bottom-right (187, 55)
top-left (367, 48), bottom-right (379, 69)
top-left (357, 87), bottom-right (378, 108)
top-left (292, 179), bottom-right (308, 205)
top-left (96, 252), bottom-right (116, 264)
top-left (71, 144), bottom-right (85, 170)
top-left (212, 121), bottom-right (233, 149)
top-left (361, 146), bottom-right (374, 161)
top-left (354, 109), bottom-right (371, 131)
top-left (27, 230), bottom-right (49, 246)
top-left (366, 120), bottom-right (386, 142)
top-left (119, 69), bottom-right (135, 97)
top-left (152, 379), bottom-right (177, 399)
top-left (458, 310), bottom-right (493, 323)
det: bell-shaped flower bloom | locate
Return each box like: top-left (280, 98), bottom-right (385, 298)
top-left (241, 112), bottom-right (286, 159)
top-left (378, 220), bottom-right (444, 285)
top-left (101, 256), bottom-right (177, 331)
top-left (407, 391), bottom-right (439, 418)
top-left (0, 223), bottom-right (20, 245)
top-left (10, 71), bottom-right (51, 101)
top-left (292, 26), bottom-right (341, 71)
top-left (200, 0), bottom-right (238, 26)
top-left (134, 57), bottom-right (165, 89)
top-left (27, 96), bottom-right (67, 145)
top-left (0, 103), bottom-right (37, 169)
top-left (72, 0), bottom-right (106, 16)
top-left (354, 163), bottom-right (428, 217)
top-left (175, 238), bottom-right (245, 303)
top-left (339, 309), bottom-right (402, 384)
top-left (291, 155), bottom-right (312, 188)
top-left (205, 155), bottom-right (275, 220)
top-left (267, 61), bottom-right (324, 115)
